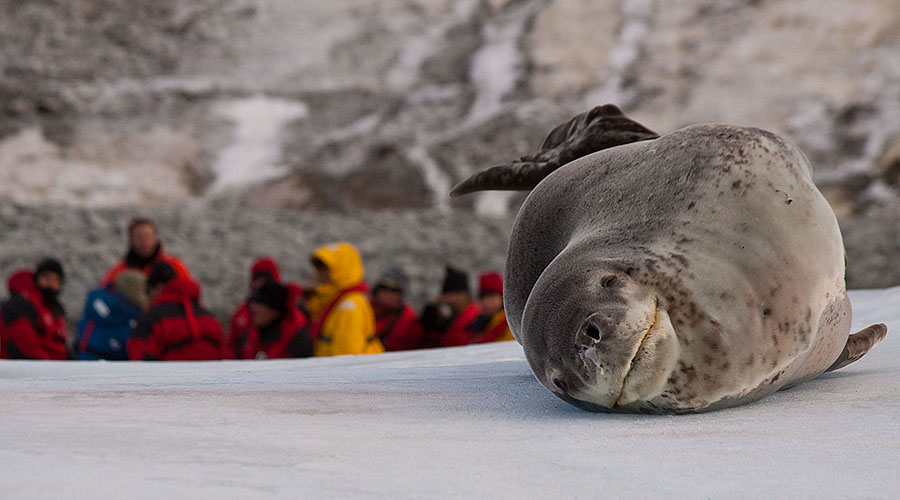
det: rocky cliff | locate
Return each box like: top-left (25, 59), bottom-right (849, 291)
top-left (1, 0), bottom-right (899, 307)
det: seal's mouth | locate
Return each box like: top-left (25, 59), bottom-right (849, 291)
top-left (614, 297), bottom-right (659, 407)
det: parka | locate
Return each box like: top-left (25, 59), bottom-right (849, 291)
top-left (229, 285), bottom-right (313, 360)
top-left (469, 310), bottom-right (515, 344)
top-left (127, 277), bottom-right (225, 361)
top-left (375, 303), bottom-right (424, 351)
top-left (101, 244), bottom-right (192, 285)
top-left (439, 302), bottom-right (482, 347)
top-left (0, 270), bottom-right (68, 360)
top-left (308, 243), bottom-right (384, 356)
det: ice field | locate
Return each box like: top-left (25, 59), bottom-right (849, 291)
top-left (2, 286), bottom-right (899, 499)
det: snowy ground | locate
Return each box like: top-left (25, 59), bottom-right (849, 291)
top-left (2, 287), bottom-right (899, 499)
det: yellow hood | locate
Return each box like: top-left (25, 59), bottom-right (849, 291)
top-left (311, 242), bottom-right (365, 290)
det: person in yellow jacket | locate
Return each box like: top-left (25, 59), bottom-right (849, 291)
top-left (307, 242), bottom-right (384, 356)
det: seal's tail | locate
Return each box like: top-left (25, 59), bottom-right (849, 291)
top-left (825, 323), bottom-right (888, 372)
top-left (449, 104), bottom-right (659, 197)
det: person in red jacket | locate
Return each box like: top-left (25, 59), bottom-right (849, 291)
top-left (230, 281), bottom-right (313, 360)
top-left (127, 262), bottom-right (224, 361)
top-left (228, 257), bottom-right (282, 346)
top-left (101, 218), bottom-right (192, 285)
top-left (465, 271), bottom-right (514, 344)
top-left (371, 267), bottom-right (423, 351)
top-left (0, 258), bottom-right (69, 360)
top-left (420, 266), bottom-right (481, 348)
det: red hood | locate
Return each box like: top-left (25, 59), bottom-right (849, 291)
top-left (251, 257), bottom-right (281, 283)
top-left (154, 277), bottom-right (202, 305)
top-left (7, 270), bottom-right (37, 296)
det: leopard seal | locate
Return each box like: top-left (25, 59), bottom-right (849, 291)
top-left (451, 104), bottom-right (887, 414)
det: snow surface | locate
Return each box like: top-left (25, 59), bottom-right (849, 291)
top-left (2, 287), bottom-right (899, 499)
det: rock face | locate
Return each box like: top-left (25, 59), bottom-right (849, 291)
top-left (1, 0), bottom-right (899, 288)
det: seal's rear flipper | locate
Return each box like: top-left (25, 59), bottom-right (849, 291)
top-left (449, 104), bottom-right (659, 197)
top-left (825, 323), bottom-right (887, 372)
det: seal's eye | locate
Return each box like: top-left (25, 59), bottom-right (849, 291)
top-left (600, 275), bottom-right (618, 288)
top-left (585, 324), bottom-right (601, 341)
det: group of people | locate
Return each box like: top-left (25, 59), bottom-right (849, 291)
top-left (0, 218), bottom-right (514, 362)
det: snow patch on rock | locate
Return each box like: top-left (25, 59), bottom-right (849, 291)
top-left (208, 95), bottom-right (309, 194)
top-left (0, 128), bottom-right (193, 206)
top-left (463, 1), bottom-right (537, 127)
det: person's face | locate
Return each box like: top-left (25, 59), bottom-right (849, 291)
top-left (313, 265), bottom-right (330, 286)
top-left (440, 291), bottom-right (470, 310)
top-left (130, 224), bottom-right (159, 258)
top-left (250, 276), bottom-right (270, 291)
top-left (35, 272), bottom-right (62, 293)
top-left (249, 301), bottom-right (281, 327)
top-left (480, 293), bottom-right (503, 317)
top-left (373, 288), bottom-right (402, 310)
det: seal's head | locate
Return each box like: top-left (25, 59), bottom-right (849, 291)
top-left (518, 256), bottom-right (681, 412)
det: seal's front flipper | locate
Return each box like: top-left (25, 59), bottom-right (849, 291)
top-left (825, 323), bottom-right (888, 372)
top-left (449, 104), bottom-right (659, 197)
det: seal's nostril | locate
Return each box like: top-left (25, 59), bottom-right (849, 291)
top-left (585, 324), bottom-right (601, 341)
top-left (553, 377), bottom-right (568, 393)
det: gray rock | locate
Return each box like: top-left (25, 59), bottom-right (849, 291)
top-left (0, 0), bottom-right (899, 300)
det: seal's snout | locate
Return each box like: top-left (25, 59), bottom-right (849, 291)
top-left (578, 312), bottom-right (619, 346)
top-left (575, 311), bottom-right (629, 354)
top-left (575, 319), bottom-right (606, 368)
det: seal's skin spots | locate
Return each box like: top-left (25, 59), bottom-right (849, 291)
top-left (505, 124), bottom-right (860, 413)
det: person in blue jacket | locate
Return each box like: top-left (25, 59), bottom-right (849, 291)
top-left (76, 270), bottom-right (149, 360)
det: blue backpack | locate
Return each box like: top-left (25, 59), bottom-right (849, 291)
top-left (76, 285), bottom-right (143, 361)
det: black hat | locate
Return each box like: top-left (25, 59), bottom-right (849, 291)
top-left (146, 262), bottom-right (176, 288)
top-left (441, 266), bottom-right (469, 294)
top-left (35, 258), bottom-right (64, 282)
top-left (249, 282), bottom-right (289, 313)
top-left (374, 267), bottom-right (409, 293)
